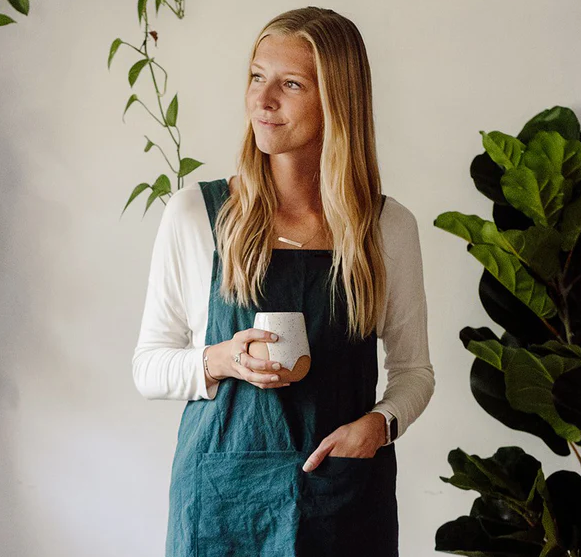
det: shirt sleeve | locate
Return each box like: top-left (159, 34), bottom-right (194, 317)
top-left (131, 191), bottom-right (220, 401)
top-left (370, 199), bottom-right (435, 440)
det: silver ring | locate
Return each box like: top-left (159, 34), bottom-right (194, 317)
top-left (233, 351), bottom-right (243, 364)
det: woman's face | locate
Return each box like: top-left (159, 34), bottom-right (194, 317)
top-left (246, 33), bottom-right (323, 158)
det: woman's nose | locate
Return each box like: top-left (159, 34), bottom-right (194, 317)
top-left (255, 82), bottom-right (279, 109)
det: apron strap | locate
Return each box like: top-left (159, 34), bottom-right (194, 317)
top-left (199, 179), bottom-right (230, 250)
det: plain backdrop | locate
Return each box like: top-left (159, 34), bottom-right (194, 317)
top-left (1, 1), bottom-right (580, 556)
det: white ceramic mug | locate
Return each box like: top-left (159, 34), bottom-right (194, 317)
top-left (249, 312), bottom-right (311, 381)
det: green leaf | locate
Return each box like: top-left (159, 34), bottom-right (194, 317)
top-left (122, 94), bottom-right (139, 123)
top-left (7, 0), bottom-right (29, 16)
top-left (560, 136), bottom-right (581, 185)
top-left (0, 14), bottom-right (17, 25)
top-left (499, 132), bottom-right (579, 228)
top-left (560, 193), bottom-right (581, 251)
top-left (128, 58), bottom-right (149, 87)
top-left (468, 243), bottom-right (557, 320)
top-left (434, 212), bottom-right (562, 282)
top-left (178, 157), bottom-right (202, 177)
top-left (144, 180), bottom-right (170, 216)
top-left (480, 130), bottom-right (526, 171)
top-left (441, 446), bottom-right (541, 506)
top-left (137, 0), bottom-right (148, 24)
top-left (501, 166), bottom-right (559, 227)
top-left (165, 93), bottom-right (178, 127)
top-left (120, 183), bottom-right (150, 216)
top-left (518, 106), bottom-right (581, 145)
top-left (107, 38), bottom-right (123, 70)
top-left (155, 0), bottom-right (162, 14)
top-left (144, 138), bottom-right (154, 152)
top-left (466, 339), bottom-right (581, 441)
top-left (152, 174), bottom-right (172, 196)
top-left (553, 367), bottom-right (581, 429)
top-left (504, 354), bottom-right (581, 441)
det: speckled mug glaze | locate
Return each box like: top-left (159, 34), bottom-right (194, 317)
top-left (251, 312), bottom-right (311, 381)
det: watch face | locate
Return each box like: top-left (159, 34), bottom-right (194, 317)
top-left (389, 417), bottom-right (398, 441)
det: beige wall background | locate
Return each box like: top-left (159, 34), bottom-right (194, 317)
top-left (1, 1), bottom-right (580, 555)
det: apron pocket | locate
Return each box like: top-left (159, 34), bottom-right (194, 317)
top-left (296, 446), bottom-right (395, 555)
top-left (196, 450), bottom-right (304, 557)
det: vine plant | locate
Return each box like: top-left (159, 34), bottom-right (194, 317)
top-left (108, 0), bottom-right (202, 217)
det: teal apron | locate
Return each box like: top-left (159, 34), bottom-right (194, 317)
top-left (165, 179), bottom-right (398, 557)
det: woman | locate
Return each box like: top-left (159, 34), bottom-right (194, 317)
top-left (132, 7), bottom-right (435, 557)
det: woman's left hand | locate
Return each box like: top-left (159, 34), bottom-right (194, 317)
top-left (302, 412), bottom-right (386, 472)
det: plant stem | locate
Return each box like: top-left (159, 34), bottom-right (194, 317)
top-left (142, 9), bottom-right (183, 190)
top-left (570, 441), bottom-right (581, 468)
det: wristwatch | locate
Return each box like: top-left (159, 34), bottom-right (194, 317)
top-left (385, 412), bottom-right (398, 445)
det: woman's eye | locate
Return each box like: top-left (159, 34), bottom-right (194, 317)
top-left (250, 73), bottom-right (300, 89)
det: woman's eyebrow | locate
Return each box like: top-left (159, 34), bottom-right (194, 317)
top-left (250, 62), bottom-right (312, 81)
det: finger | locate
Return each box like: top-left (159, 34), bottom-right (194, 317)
top-left (302, 444), bottom-right (333, 473)
top-left (243, 353), bottom-right (282, 373)
top-left (249, 381), bottom-right (291, 389)
top-left (241, 328), bottom-right (279, 343)
top-left (238, 365), bottom-right (283, 385)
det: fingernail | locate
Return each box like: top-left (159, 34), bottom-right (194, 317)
top-left (303, 461), bottom-right (314, 472)
top-left (272, 362), bottom-right (281, 370)
top-left (271, 375), bottom-right (280, 382)
top-left (283, 383), bottom-right (291, 386)
top-left (271, 333), bottom-right (278, 340)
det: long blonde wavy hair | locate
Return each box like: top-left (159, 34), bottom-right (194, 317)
top-left (214, 7), bottom-right (387, 343)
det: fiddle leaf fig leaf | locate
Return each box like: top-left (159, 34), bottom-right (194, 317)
top-left (128, 58), bottom-right (149, 87)
top-left (500, 166), bottom-right (561, 228)
top-left (434, 212), bottom-right (562, 282)
top-left (468, 243), bottom-right (557, 319)
top-left (518, 106), bottom-right (581, 144)
top-left (441, 447), bottom-right (541, 506)
top-left (480, 131), bottom-right (525, 171)
top-left (466, 339), bottom-right (581, 442)
top-left (560, 193), bottom-right (581, 252)
top-left (165, 94), bottom-right (178, 127)
top-left (553, 367), bottom-right (581, 429)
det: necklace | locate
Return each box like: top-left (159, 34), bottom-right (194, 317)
top-left (275, 223), bottom-right (323, 248)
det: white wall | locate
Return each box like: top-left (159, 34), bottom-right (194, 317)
top-left (1, 1), bottom-right (580, 556)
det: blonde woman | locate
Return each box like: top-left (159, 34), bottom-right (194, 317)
top-left (132, 7), bottom-right (435, 556)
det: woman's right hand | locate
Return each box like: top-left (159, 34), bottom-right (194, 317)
top-left (204, 328), bottom-right (293, 389)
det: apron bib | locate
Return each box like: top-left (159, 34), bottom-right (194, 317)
top-left (165, 179), bottom-right (399, 557)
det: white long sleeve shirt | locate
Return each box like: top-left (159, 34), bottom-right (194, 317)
top-left (132, 179), bottom-right (435, 443)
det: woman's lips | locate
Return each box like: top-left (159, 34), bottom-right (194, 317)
top-left (258, 119), bottom-right (285, 129)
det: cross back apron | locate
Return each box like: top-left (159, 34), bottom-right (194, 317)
top-left (165, 179), bottom-right (399, 557)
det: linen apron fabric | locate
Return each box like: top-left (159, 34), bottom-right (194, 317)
top-left (165, 179), bottom-right (399, 557)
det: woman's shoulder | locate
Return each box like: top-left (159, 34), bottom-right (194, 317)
top-left (164, 179), bottom-right (225, 220)
top-left (380, 195), bottom-right (419, 231)
top-left (378, 195), bottom-right (421, 253)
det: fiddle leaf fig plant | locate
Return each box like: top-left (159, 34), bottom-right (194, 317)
top-left (434, 106), bottom-right (581, 557)
top-left (108, 0), bottom-right (203, 218)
